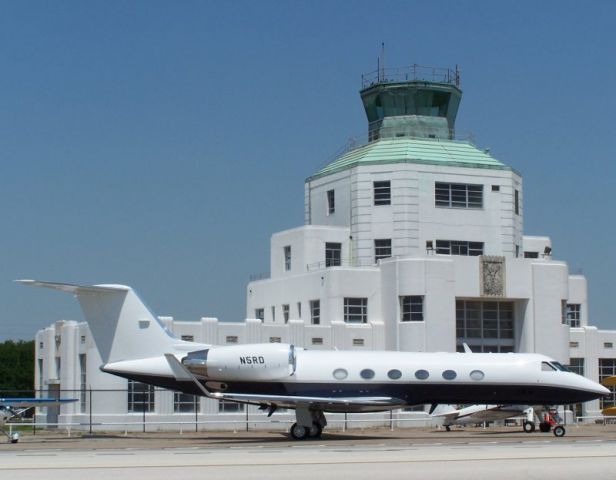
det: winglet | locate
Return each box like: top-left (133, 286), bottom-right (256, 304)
top-left (463, 343), bottom-right (473, 353)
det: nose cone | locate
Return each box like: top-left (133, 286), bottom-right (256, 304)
top-left (582, 376), bottom-right (611, 398)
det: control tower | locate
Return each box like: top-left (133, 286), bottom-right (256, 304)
top-left (360, 65), bottom-right (461, 141)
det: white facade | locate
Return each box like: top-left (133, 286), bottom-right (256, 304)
top-left (34, 70), bottom-right (616, 427)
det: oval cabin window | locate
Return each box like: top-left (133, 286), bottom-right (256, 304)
top-left (415, 369), bottom-right (429, 380)
top-left (333, 368), bottom-right (348, 380)
top-left (469, 370), bottom-right (484, 381)
top-left (387, 369), bottom-right (402, 380)
top-left (442, 370), bottom-right (457, 380)
top-left (360, 369), bottom-right (375, 380)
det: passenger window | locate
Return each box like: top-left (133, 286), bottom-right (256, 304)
top-left (442, 370), bottom-right (457, 380)
top-left (415, 369), bottom-right (429, 380)
top-left (469, 370), bottom-right (484, 381)
top-left (333, 368), bottom-right (348, 380)
top-left (387, 369), bottom-right (402, 380)
top-left (541, 362), bottom-right (557, 371)
top-left (360, 369), bottom-right (375, 380)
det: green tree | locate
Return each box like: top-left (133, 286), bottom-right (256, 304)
top-left (0, 340), bottom-right (35, 396)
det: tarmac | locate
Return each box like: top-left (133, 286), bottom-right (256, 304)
top-left (1, 424), bottom-right (616, 479)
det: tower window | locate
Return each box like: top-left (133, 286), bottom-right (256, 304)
top-left (255, 308), bottom-right (264, 321)
top-left (327, 189), bottom-right (335, 214)
top-left (325, 242), bottom-right (342, 267)
top-left (310, 300), bottom-right (320, 325)
top-left (435, 182), bottom-right (483, 209)
top-left (566, 304), bottom-right (581, 328)
top-left (373, 181), bottom-right (391, 205)
top-left (344, 297), bottom-right (368, 324)
top-left (515, 189), bottom-right (520, 215)
top-left (435, 240), bottom-right (484, 256)
top-left (374, 239), bottom-right (392, 263)
top-left (283, 304), bottom-right (289, 323)
top-left (284, 245), bottom-right (291, 271)
top-left (400, 296), bottom-right (424, 322)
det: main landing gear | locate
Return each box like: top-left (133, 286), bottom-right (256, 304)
top-left (289, 407), bottom-right (327, 440)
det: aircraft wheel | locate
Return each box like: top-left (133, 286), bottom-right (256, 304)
top-left (308, 422), bottom-right (323, 438)
top-left (523, 421), bottom-right (535, 433)
top-left (539, 422), bottom-right (551, 433)
top-left (445, 425), bottom-right (451, 432)
top-left (290, 423), bottom-right (308, 440)
top-left (553, 425), bottom-right (566, 437)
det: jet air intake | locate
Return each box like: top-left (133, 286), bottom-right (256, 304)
top-left (182, 343), bottom-right (297, 381)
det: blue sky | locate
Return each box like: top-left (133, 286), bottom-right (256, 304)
top-left (1, 1), bottom-right (615, 340)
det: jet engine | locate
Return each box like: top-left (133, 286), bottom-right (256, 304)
top-left (182, 343), bottom-right (297, 381)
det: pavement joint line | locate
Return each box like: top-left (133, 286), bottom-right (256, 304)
top-left (4, 453), bottom-right (616, 471)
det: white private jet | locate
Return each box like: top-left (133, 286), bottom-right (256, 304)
top-left (433, 404), bottom-right (541, 433)
top-left (0, 397), bottom-right (77, 443)
top-left (17, 280), bottom-right (609, 440)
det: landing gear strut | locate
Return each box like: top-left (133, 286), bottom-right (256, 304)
top-left (1, 429), bottom-right (19, 444)
top-left (289, 407), bottom-right (326, 440)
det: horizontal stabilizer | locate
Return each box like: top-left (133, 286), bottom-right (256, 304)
top-left (15, 280), bottom-right (129, 294)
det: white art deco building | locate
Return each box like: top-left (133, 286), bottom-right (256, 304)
top-left (34, 65), bottom-right (616, 428)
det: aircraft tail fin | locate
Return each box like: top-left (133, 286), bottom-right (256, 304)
top-left (16, 280), bottom-right (176, 364)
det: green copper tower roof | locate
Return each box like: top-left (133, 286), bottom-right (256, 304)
top-left (309, 137), bottom-right (508, 180)
top-left (308, 64), bottom-right (510, 181)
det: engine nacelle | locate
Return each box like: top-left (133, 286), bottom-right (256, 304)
top-left (182, 343), bottom-right (296, 382)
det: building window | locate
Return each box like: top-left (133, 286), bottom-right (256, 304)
top-left (327, 189), bottom-right (335, 214)
top-left (80, 335), bottom-right (86, 344)
top-left (435, 182), bottom-right (483, 209)
top-left (270, 336), bottom-right (281, 343)
top-left (400, 296), bottom-right (424, 322)
top-left (599, 359), bottom-right (616, 409)
top-left (374, 180), bottom-right (391, 205)
top-left (255, 308), bottom-right (264, 321)
top-left (524, 251), bottom-right (539, 258)
top-left (39, 342), bottom-right (43, 349)
top-left (181, 335), bottom-right (194, 342)
top-left (219, 400), bottom-right (244, 413)
top-left (374, 239), bottom-right (392, 263)
top-left (456, 300), bottom-right (514, 352)
top-left (567, 358), bottom-right (584, 376)
top-left (352, 338), bottom-right (365, 346)
top-left (514, 189), bottom-right (520, 215)
top-left (344, 297), bottom-right (368, 324)
top-left (284, 245), bottom-right (291, 271)
top-left (282, 304), bottom-right (289, 323)
top-left (566, 304), bottom-right (581, 328)
top-left (79, 354), bottom-right (87, 413)
top-left (297, 302), bottom-right (302, 319)
top-left (310, 300), bottom-right (320, 325)
top-left (174, 392), bottom-right (200, 413)
top-left (325, 242), bottom-right (342, 267)
top-left (312, 337), bottom-right (323, 345)
top-left (569, 341), bottom-right (579, 348)
top-left (226, 335), bottom-right (239, 344)
top-left (515, 245), bottom-right (520, 258)
top-left (127, 380), bottom-right (155, 413)
top-left (605, 343), bottom-right (614, 349)
top-left (561, 300), bottom-right (567, 324)
top-left (271, 306), bottom-right (276, 322)
top-left (491, 185), bottom-right (500, 192)
top-left (435, 240), bottom-right (484, 256)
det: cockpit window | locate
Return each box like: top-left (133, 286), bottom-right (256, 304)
top-left (552, 362), bottom-right (570, 372)
top-left (541, 361), bottom-right (557, 371)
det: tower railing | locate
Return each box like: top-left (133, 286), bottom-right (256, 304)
top-left (361, 64), bottom-right (460, 89)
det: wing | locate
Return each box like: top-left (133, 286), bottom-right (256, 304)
top-left (164, 354), bottom-right (404, 412)
top-left (0, 398), bottom-right (78, 408)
